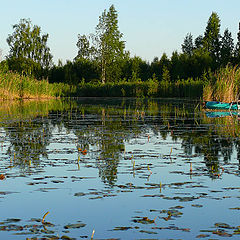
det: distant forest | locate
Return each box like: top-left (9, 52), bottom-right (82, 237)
top-left (1, 5), bottom-right (240, 87)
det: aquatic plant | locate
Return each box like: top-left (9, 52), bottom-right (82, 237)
top-left (0, 68), bottom-right (73, 99)
top-left (203, 65), bottom-right (240, 102)
top-left (75, 78), bottom-right (203, 98)
top-left (42, 211), bottom-right (49, 224)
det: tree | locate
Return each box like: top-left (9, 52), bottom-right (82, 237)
top-left (182, 33), bottom-right (194, 56)
top-left (170, 51), bottom-right (187, 80)
top-left (220, 28), bottom-right (234, 65)
top-left (162, 65), bottom-right (170, 82)
top-left (195, 35), bottom-right (204, 49)
top-left (234, 22), bottom-right (240, 63)
top-left (6, 18), bottom-right (53, 77)
top-left (75, 34), bottom-right (95, 60)
top-left (95, 5), bottom-right (126, 83)
top-left (203, 12), bottom-right (221, 64)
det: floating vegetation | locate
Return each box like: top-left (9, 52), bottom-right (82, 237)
top-left (0, 174), bottom-right (5, 180)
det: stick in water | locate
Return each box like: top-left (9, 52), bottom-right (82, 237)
top-left (42, 211), bottom-right (49, 224)
top-left (91, 229), bottom-right (95, 239)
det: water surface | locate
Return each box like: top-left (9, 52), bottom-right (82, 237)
top-left (0, 98), bottom-right (240, 239)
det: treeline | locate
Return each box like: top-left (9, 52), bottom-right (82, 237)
top-left (1, 6), bottom-right (240, 98)
top-left (49, 11), bottom-right (240, 86)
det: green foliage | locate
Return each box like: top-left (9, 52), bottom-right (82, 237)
top-left (95, 5), bottom-right (127, 83)
top-left (203, 12), bottom-right (221, 65)
top-left (6, 18), bottom-right (53, 78)
top-left (234, 23), bottom-right (240, 62)
top-left (221, 28), bottom-right (234, 65)
top-left (182, 33), bottom-right (194, 56)
top-left (162, 66), bottom-right (171, 82)
top-left (74, 78), bottom-right (203, 98)
top-left (203, 65), bottom-right (240, 102)
top-left (0, 68), bottom-right (71, 99)
top-left (75, 34), bottom-right (95, 60)
top-left (195, 35), bottom-right (204, 49)
top-left (0, 60), bottom-right (9, 73)
top-left (49, 58), bottom-right (99, 85)
top-left (75, 5), bottom-right (127, 84)
top-left (3, 10), bottom-right (240, 100)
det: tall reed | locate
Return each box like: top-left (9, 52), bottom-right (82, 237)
top-left (0, 69), bottom-right (70, 99)
top-left (75, 78), bottom-right (203, 98)
top-left (203, 65), bottom-right (240, 102)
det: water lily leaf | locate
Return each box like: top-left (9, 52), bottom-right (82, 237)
top-left (139, 230), bottom-right (157, 234)
top-left (113, 226), bottom-right (132, 231)
top-left (61, 235), bottom-right (76, 240)
top-left (191, 204), bottom-right (203, 208)
top-left (213, 229), bottom-right (232, 237)
top-left (64, 223), bottom-right (86, 229)
top-left (214, 222), bottom-right (232, 229)
top-left (74, 192), bottom-right (86, 197)
top-left (196, 234), bottom-right (210, 238)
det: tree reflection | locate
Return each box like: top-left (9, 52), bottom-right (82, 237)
top-left (60, 101), bottom-right (142, 185)
top-left (0, 98), bottom-right (240, 182)
top-left (6, 118), bottom-right (52, 170)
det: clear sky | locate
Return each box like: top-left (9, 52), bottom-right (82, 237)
top-left (1, 0), bottom-right (240, 63)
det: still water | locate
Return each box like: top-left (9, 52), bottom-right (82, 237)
top-left (0, 98), bottom-right (240, 240)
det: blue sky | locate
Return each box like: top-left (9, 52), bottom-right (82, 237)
top-left (1, 0), bottom-right (240, 63)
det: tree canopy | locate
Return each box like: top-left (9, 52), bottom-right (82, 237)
top-left (6, 18), bottom-right (53, 77)
top-left (2, 10), bottom-right (240, 87)
top-left (75, 5), bottom-right (127, 84)
top-left (203, 12), bottom-right (221, 64)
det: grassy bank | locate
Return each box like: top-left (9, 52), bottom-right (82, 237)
top-left (0, 69), bottom-right (70, 99)
top-left (0, 68), bottom-right (204, 99)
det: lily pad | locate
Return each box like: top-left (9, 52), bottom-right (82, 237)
top-left (64, 223), bottom-right (86, 229)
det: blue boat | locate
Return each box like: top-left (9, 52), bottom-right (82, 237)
top-left (205, 101), bottom-right (240, 110)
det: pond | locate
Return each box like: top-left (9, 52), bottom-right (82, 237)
top-left (0, 98), bottom-right (240, 240)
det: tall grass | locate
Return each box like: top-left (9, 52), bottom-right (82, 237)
top-left (75, 78), bottom-right (203, 98)
top-left (0, 68), bottom-right (204, 99)
top-left (0, 69), bottom-right (71, 99)
top-left (203, 65), bottom-right (240, 102)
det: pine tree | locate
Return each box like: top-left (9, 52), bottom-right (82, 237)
top-left (203, 12), bottom-right (221, 64)
top-left (194, 35), bottom-right (204, 49)
top-left (220, 28), bottom-right (234, 65)
top-left (234, 22), bottom-right (240, 62)
top-left (182, 33), bottom-right (194, 56)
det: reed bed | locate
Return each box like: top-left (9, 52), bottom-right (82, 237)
top-left (203, 65), bottom-right (240, 102)
top-left (0, 68), bottom-right (204, 99)
top-left (0, 69), bottom-right (69, 99)
top-left (75, 78), bottom-right (203, 98)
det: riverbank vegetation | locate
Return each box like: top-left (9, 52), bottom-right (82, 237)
top-left (203, 65), bottom-right (240, 102)
top-left (0, 6), bottom-right (240, 99)
top-left (0, 64), bottom-right (70, 99)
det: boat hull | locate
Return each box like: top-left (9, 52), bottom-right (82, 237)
top-left (206, 101), bottom-right (239, 110)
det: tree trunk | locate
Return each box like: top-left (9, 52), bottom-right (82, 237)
top-left (101, 59), bottom-right (106, 84)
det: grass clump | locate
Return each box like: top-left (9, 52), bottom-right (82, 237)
top-left (0, 68), bottom-right (71, 99)
top-left (203, 65), bottom-right (240, 102)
